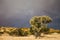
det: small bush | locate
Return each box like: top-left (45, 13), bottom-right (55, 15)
top-left (30, 27), bottom-right (36, 35)
top-left (55, 30), bottom-right (60, 33)
top-left (0, 32), bottom-right (4, 36)
top-left (40, 27), bottom-right (50, 34)
top-left (8, 29), bottom-right (19, 36)
top-left (18, 28), bottom-right (30, 36)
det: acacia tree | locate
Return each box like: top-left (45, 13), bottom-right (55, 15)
top-left (30, 16), bottom-right (52, 38)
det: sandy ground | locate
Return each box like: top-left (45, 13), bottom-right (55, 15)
top-left (0, 33), bottom-right (60, 40)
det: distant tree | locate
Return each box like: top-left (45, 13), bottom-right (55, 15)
top-left (30, 16), bottom-right (52, 38)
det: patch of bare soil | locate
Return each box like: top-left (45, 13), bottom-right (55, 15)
top-left (0, 33), bottom-right (60, 40)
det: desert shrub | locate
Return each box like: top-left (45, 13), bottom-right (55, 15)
top-left (49, 28), bottom-right (60, 33)
top-left (7, 28), bottom-right (30, 36)
top-left (0, 28), bottom-right (4, 36)
top-left (41, 27), bottom-right (50, 34)
top-left (18, 28), bottom-right (30, 36)
top-left (18, 28), bottom-right (25, 36)
top-left (30, 26), bottom-right (50, 35)
top-left (48, 28), bottom-right (56, 34)
top-left (0, 32), bottom-right (4, 36)
top-left (54, 30), bottom-right (60, 33)
top-left (30, 27), bottom-right (35, 35)
top-left (8, 29), bottom-right (19, 36)
top-left (57, 31), bottom-right (60, 33)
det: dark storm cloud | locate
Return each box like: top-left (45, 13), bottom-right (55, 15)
top-left (0, 0), bottom-right (60, 29)
top-left (44, 0), bottom-right (60, 29)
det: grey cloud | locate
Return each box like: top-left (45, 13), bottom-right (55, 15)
top-left (0, 0), bottom-right (60, 28)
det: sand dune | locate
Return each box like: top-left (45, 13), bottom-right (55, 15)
top-left (0, 33), bottom-right (60, 40)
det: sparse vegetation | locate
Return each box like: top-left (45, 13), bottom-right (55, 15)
top-left (48, 28), bottom-right (60, 34)
top-left (0, 27), bottom-right (60, 36)
top-left (0, 16), bottom-right (60, 38)
top-left (17, 28), bottom-right (30, 36)
top-left (8, 29), bottom-right (19, 36)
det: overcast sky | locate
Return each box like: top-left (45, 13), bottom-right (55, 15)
top-left (0, 0), bottom-right (60, 29)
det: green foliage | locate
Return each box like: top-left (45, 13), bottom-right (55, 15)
top-left (18, 28), bottom-right (25, 36)
top-left (42, 16), bottom-right (52, 23)
top-left (30, 16), bottom-right (52, 26)
top-left (29, 16), bottom-right (52, 37)
top-left (41, 27), bottom-right (50, 34)
top-left (5, 28), bottom-right (31, 36)
top-left (8, 29), bottom-right (19, 36)
top-left (17, 28), bottom-right (30, 36)
top-left (30, 27), bottom-right (35, 35)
